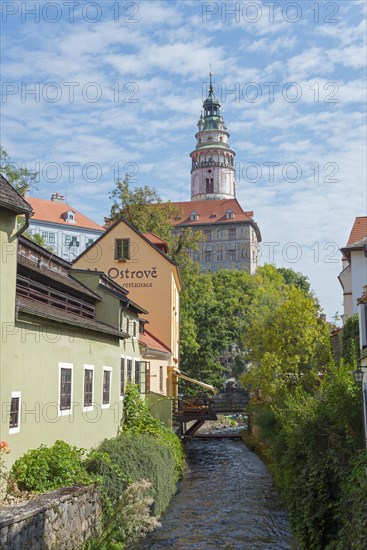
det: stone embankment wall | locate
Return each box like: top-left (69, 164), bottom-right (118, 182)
top-left (0, 485), bottom-right (101, 549)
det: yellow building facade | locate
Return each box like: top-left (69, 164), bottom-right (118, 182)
top-left (73, 218), bottom-right (182, 400)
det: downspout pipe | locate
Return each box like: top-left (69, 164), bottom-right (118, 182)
top-left (15, 212), bottom-right (31, 239)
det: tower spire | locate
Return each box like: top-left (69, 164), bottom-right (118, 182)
top-left (209, 66), bottom-right (213, 94)
top-left (190, 74), bottom-right (236, 201)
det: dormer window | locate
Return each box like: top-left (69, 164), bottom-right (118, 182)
top-left (226, 209), bottom-right (234, 220)
top-left (64, 210), bottom-right (76, 224)
top-left (190, 211), bottom-right (199, 222)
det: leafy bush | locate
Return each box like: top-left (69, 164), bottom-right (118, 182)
top-left (83, 480), bottom-right (160, 550)
top-left (9, 440), bottom-right (91, 493)
top-left (84, 386), bottom-right (186, 548)
top-left (120, 384), bottom-right (185, 479)
top-left (342, 314), bottom-right (360, 364)
top-left (84, 449), bottom-right (130, 511)
top-left (261, 362), bottom-right (366, 549)
top-left (92, 433), bottom-right (177, 517)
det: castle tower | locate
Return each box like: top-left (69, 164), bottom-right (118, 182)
top-left (190, 73), bottom-right (236, 201)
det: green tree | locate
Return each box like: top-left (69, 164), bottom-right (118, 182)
top-left (241, 265), bottom-right (331, 402)
top-left (342, 314), bottom-right (360, 365)
top-left (268, 362), bottom-right (367, 549)
top-left (107, 175), bottom-right (181, 243)
top-left (276, 266), bottom-right (311, 294)
top-left (23, 231), bottom-right (54, 253)
top-left (107, 175), bottom-right (205, 264)
top-left (0, 146), bottom-right (38, 196)
top-left (179, 269), bottom-right (257, 390)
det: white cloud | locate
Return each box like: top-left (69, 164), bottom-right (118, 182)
top-left (1, 0), bottom-right (366, 320)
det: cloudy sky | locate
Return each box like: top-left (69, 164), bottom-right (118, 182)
top-left (2, 0), bottom-right (366, 319)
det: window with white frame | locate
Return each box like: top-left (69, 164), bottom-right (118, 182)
top-left (9, 391), bottom-right (21, 434)
top-left (65, 235), bottom-right (79, 247)
top-left (159, 366), bottom-right (164, 393)
top-left (85, 238), bottom-right (94, 249)
top-left (119, 310), bottom-right (124, 332)
top-left (83, 366), bottom-right (94, 411)
top-left (59, 363), bottom-right (73, 415)
top-left (102, 367), bottom-right (112, 408)
top-left (65, 210), bottom-right (76, 223)
top-left (127, 359), bottom-right (133, 383)
top-left (120, 357), bottom-right (125, 397)
top-left (135, 360), bottom-right (141, 386)
top-left (137, 362), bottom-right (150, 394)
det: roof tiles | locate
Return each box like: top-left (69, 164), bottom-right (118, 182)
top-left (347, 217), bottom-right (367, 246)
top-left (0, 174), bottom-right (33, 215)
top-left (169, 198), bottom-right (254, 225)
top-left (139, 329), bottom-right (171, 354)
top-left (27, 197), bottom-right (104, 231)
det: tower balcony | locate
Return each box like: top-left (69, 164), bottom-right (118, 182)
top-left (191, 161), bottom-right (234, 170)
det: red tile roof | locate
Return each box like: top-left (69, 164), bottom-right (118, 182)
top-left (169, 198), bottom-right (254, 226)
top-left (139, 329), bottom-right (171, 354)
top-left (27, 197), bottom-right (104, 231)
top-left (347, 217), bottom-right (367, 245)
top-left (143, 232), bottom-right (169, 253)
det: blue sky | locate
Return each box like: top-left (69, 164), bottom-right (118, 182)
top-left (1, 0), bottom-right (366, 319)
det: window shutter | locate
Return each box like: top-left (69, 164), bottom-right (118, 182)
top-left (135, 361), bottom-right (141, 385)
top-left (146, 362), bottom-right (150, 394)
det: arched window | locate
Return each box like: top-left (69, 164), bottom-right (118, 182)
top-left (206, 178), bottom-right (214, 193)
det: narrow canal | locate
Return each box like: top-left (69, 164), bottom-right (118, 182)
top-left (130, 431), bottom-right (294, 549)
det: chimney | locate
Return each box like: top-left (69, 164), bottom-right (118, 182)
top-left (50, 192), bottom-right (65, 203)
top-left (320, 314), bottom-right (327, 322)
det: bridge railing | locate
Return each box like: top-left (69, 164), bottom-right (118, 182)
top-left (173, 396), bottom-right (216, 421)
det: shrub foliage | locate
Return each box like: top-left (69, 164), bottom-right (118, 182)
top-left (9, 440), bottom-right (90, 493)
top-left (257, 363), bottom-right (367, 550)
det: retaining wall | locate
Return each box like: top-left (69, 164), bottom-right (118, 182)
top-left (0, 485), bottom-right (101, 549)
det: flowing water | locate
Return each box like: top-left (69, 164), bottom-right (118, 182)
top-left (130, 430), bottom-right (294, 549)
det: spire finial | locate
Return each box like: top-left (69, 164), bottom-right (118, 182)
top-left (209, 65), bottom-right (213, 94)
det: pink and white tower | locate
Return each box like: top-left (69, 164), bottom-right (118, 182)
top-left (190, 73), bottom-right (236, 201)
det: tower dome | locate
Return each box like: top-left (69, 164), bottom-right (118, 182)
top-left (190, 73), bottom-right (236, 201)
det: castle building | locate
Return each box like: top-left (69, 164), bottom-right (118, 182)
top-left (171, 74), bottom-right (261, 273)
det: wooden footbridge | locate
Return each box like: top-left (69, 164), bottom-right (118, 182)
top-left (174, 387), bottom-right (250, 436)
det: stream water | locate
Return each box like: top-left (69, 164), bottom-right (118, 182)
top-left (129, 430), bottom-right (294, 549)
